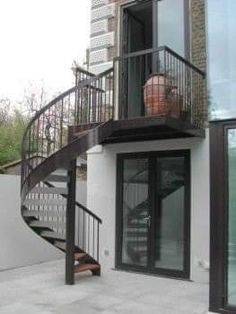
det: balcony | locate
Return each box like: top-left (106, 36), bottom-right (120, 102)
top-left (72, 46), bottom-right (206, 144)
top-left (110, 46), bottom-right (206, 143)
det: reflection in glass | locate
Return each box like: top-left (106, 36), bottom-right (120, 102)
top-left (157, 0), bottom-right (185, 56)
top-left (122, 159), bottom-right (149, 266)
top-left (207, 0), bottom-right (236, 119)
top-left (227, 129), bottom-right (236, 306)
top-left (155, 157), bottom-right (185, 270)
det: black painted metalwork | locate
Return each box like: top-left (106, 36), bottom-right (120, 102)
top-left (21, 67), bottom-right (113, 284)
top-left (20, 46), bottom-right (206, 286)
top-left (116, 150), bottom-right (191, 279)
top-left (210, 119), bottom-right (236, 314)
top-left (115, 46), bottom-right (205, 128)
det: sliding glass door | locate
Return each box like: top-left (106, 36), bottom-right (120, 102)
top-left (116, 151), bottom-right (190, 279)
top-left (227, 129), bottom-right (236, 307)
top-left (210, 121), bottom-right (236, 313)
top-left (154, 156), bottom-right (187, 272)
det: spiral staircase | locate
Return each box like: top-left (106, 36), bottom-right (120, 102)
top-left (21, 68), bottom-right (114, 284)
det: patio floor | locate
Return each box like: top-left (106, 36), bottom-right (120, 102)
top-left (0, 260), bottom-right (210, 314)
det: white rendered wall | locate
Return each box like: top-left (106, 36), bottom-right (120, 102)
top-left (87, 130), bottom-right (210, 283)
top-left (0, 175), bottom-right (87, 271)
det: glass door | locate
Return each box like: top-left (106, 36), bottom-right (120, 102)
top-left (118, 157), bottom-right (150, 268)
top-left (116, 151), bottom-right (190, 278)
top-left (210, 121), bottom-right (236, 313)
top-left (227, 129), bottom-right (236, 308)
top-left (152, 154), bottom-right (190, 277)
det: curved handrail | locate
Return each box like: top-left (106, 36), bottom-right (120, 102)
top-left (21, 67), bottom-right (114, 188)
top-left (22, 68), bottom-right (113, 142)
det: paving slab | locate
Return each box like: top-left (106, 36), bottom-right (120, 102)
top-left (0, 260), bottom-right (209, 314)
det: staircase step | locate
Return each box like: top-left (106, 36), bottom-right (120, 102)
top-left (74, 263), bottom-right (100, 274)
top-left (74, 253), bottom-right (87, 261)
top-left (22, 209), bottom-right (38, 218)
top-left (24, 198), bottom-right (67, 206)
top-left (23, 209), bottom-right (66, 219)
top-left (41, 231), bottom-right (65, 240)
top-left (46, 174), bottom-right (69, 182)
top-left (54, 242), bottom-right (85, 257)
top-left (31, 187), bottom-right (68, 195)
top-left (29, 220), bottom-right (65, 229)
top-left (54, 240), bottom-right (66, 251)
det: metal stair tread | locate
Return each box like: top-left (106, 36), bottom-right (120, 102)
top-left (54, 242), bottom-right (84, 256)
top-left (46, 174), bottom-right (69, 182)
top-left (24, 198), bottom-right (67, 206)
top-left (29, 220), bottom-right (54, 229)
top-left (54, 241), bottom-right (66, 251)
top-left (29, 220), bottom-right (65, 229)
top-left (30, 187), bottom-right (68, 195)
top-left (22, 209), bottom-right (66, 218)
top-left (74, 253), bottom-right (87, 261)
top-left (40, 231), bottom-right (65, 240)
top-left (74, 263), bottom-right (100, 273)
top-left (22, 209), bottom-right (37, 217)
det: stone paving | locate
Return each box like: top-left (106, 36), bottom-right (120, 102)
top-left (0, 260), bottom-right (210, 314)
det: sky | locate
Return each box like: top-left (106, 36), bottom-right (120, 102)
top-left (0, 0), bottom-right (91, 104)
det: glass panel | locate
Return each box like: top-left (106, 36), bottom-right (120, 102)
top-left (157, 0), bottom-right (185, 57)
top-left (122, 158), bottom-right (149, 267)
top-left (227, 129), bottom-right (236, 306)
top-left (155, 156), bottom-right (185, 270)
top-left (207, 0), bottom-right (236, 120)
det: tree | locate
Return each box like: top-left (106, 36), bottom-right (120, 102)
top-left (0, 98), bottom-right (11, 124)
top-left (21, 81), bottom-right (49, 117)
top-left (0, 82), bottom-right (59, 166)
top-left (0, 106), bottom-right (27, 166)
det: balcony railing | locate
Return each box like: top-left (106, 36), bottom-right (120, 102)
top-left (114, 46), bottom-right (205, 128)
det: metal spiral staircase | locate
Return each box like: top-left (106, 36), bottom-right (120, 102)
top-left (21, 68), bottom-right (114, 284)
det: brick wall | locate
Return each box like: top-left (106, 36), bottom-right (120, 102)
top-left (191, 0), bottom-right (207, 72)
top-left (105, 0), bottom-right (207, 67)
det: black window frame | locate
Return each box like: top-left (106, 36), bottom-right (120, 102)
top-left (210, 119), bottom-right (236, 313)
top-left (115, 149), bottom-right (191, 279)
top-left (119, 0), bottom-right (190, 59)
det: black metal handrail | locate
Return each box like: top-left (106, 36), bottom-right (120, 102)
top-left (21, 67), bottom-right (114, 188)
top-left (20, 68), bottom-right (113, 284)
top-left (116, 46), bottom-right (205, 77)
top-left (114, 45), bottom-right (205, 127)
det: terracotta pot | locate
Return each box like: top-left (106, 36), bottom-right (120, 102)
top-left (143, 73), bottom-right (181, 118)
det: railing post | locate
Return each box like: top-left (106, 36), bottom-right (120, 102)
top-left (65, 159), bottom-right (76, 285)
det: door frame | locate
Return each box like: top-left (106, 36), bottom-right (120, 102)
top-left (119, 0), bottom-right (190, 58)
top-left (210, 120), bottom-right (236, 313)
top-left (118, 0), bottom-right (190, 120)
top-left (115, 150), bottom-right (191, 279)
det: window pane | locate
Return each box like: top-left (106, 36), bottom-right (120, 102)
top-left (207, 0), bottom-right (236, 119)
top-left (154, 156), bottom-right (185, 271)
top-left (158, 0), bottom-right (185, 56)
top-left (122, 158), bottom-right (149, 267)
top-left (228, 129), bottom-right (236, 306)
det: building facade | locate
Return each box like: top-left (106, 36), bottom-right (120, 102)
top-left (19, 1), bottom-right (236, 314)
top-left (87, 1), bottom-right (236, 313)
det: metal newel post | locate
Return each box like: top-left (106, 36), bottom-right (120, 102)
top-left (65, 159), bottom-right (76, 285)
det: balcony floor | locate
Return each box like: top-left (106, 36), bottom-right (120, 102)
top-left (102, 116), bottom-right (205, 144)
top-left (0, 260), bottom-right (209, 314)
